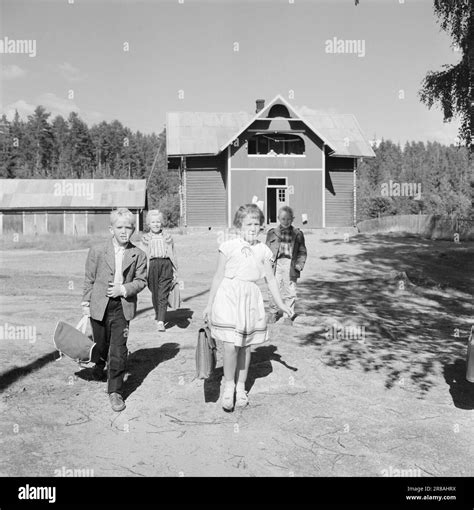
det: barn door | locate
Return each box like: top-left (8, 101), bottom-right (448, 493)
top-left (266, 186), bottom-right (288, 225)
top-left (276, 187), bottom-right (288, 211)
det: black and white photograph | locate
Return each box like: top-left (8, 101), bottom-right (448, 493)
top-left (0, 0), bottom-right (473, 504)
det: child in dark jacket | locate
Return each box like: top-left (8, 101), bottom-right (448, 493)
top-left (82, 208), bottom-right (147, 412)
top-left (265, 206), bottom-right (307, 325)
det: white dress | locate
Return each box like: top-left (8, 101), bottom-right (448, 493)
top-left (210, 238), bottom-right (274, 347)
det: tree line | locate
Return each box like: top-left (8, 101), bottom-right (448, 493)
top-left (0, 106), bottom-right (179, 225)
top-left (357, 139), bottom-right (473, 221)
top-left (0, 107), bottom-right (472, 227)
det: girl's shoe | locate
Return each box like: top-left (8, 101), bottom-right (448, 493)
top-left (157, 321), bottom-right (166, 332)
top-left (221, 383), bottom-right (235, 412)
top-left (235, 388), bottom-right (249, 408)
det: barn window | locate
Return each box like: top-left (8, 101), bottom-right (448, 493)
top-left (268, 104), bottom-right (291, 118)
top-left (268, 178), bottom-right (287, 186)
top-left (247, 134), bottom-right (305, 156)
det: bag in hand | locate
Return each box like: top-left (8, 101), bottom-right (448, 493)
top-left (195, 323), bottom-right (216, 379)
top-left (168, 280), bottom-right (181, 310)
top-left (53, 315), bottom-right (96, 363)
top-left (466, 325), bottom-right (474, 383)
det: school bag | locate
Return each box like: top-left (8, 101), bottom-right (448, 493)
top-left (466, 325), bottom-right (474, 383)
top-left (195, 322), bottom-right (216, 379)
top-left (168, 280), bottom-right (181, 310)
top-left (53, 315), bottom-right (96, 363)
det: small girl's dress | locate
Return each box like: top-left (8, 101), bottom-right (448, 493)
top-left (210, 238), bottom-right (274, 347)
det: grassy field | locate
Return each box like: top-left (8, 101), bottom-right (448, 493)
top-left (0, 231), bottom-right (473, 476)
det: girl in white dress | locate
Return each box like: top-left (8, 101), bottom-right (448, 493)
top-left (203, 204), bottom-right (292, 411)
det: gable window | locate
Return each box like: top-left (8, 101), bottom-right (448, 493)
top-left (247, 134), bottom-right (305, 156)
top-left (268, 104), bottom-right (291, 118)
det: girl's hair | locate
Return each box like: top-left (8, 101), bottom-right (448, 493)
top-left (278, 205), bottom-right (295, 219)
top-left (110, 208), bottom-right (136, 227)
top-left (146, 209), bottom-right (165, 225)
top-left (233, 204), bottom-right (265, 228)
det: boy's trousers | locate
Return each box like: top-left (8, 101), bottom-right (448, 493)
top-left (148, 257), bottom-right (173, 322)
top-left (90, 297), bottom-right (129, 395)
top-left (269, 257), bottom-right (297, 318)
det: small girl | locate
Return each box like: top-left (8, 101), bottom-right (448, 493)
top-left (203, 204), bottom-right (292, 411)
top-left (141, 210), bottom-right (178, 332)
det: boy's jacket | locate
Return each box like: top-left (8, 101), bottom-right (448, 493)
top-left (83, 239), bottom-right (147, 321)
top-left (265, 226), bottom-right (307, 281)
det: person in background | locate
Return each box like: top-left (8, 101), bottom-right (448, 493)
top-left (140, 210), bottom-right (178, 332)
top-left (265, 206), bottom-right (307, 325)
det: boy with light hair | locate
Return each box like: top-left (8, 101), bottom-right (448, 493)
top-left (140, 209), bottom-right (178, 332)
top-left (82, 208), bottom-right (147, 412)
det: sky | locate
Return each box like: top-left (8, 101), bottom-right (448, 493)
top-left (0, 0), bottom-right (463, 146)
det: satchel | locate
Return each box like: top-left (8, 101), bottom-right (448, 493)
top-left (195, 322), bottom-right (217, 379)
top-left (53, 315), bottom-right (96, 363)
top-left (466, 325), bottom-right (474, 383)
top-left (168, 280), bottom-right (181, 310)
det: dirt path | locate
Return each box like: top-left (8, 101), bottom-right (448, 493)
top-left (1, 232), bottom-right (473, 477)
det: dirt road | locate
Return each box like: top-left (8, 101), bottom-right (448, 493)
top-left (1, 232), bottom-right (473, 476)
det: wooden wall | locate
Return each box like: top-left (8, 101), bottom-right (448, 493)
top-left (184, 154), bottom-right (227, 227)
top-left (231, 169), bottom-right (323, 228)
top-left (325, 156), bottom-right (355, 227)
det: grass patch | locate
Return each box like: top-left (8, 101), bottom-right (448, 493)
top-left (0, 233), bottom-right (140, 251)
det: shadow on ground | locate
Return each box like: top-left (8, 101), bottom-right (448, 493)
top-left (444, 359), bottom-right (474, 410)
top-left (203, 344), bottom-right (298, 403)
top-left (297, 234), bottom-right (474, 397)
top-left (0, 351), bottom-right (59, 392)
top-left (75, 343), bottom-right (180, 400)
top-left (122, 343), bottom-right (179, 400)
top-left (165, 308), bottom-right (194, 329)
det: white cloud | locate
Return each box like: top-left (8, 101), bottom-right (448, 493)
top-left (1, 99), bottom-right (36, 121)
top-left (37, 92), bottom-right (80, 118)
top-left (422, 123), bottom-right (461, 146)
top-left (294, 105), bottom-right (340, 116)
top-left (58, 62), bottom-right (86, 82)
top-left (2, 64), bottom-right (27, 80)
top-left (1, 93), bottom-right (105, 125)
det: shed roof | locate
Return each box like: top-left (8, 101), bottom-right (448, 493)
top-left (167, 94), bottom-right (375, 158)
top-left (0, 179), bottom-right (146, 210)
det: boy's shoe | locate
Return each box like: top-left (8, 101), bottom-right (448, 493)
top-left (157, 321), bottom-right (166, 332)
top-left (235, 389), bottom-right (249, 408)
top-left (109, 392), bottom-right (126, 412)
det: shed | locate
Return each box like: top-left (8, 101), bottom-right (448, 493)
top-left (167, 94), bottom-right (375, 229)
top-left (0, 179), bottom-right (146, 235)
